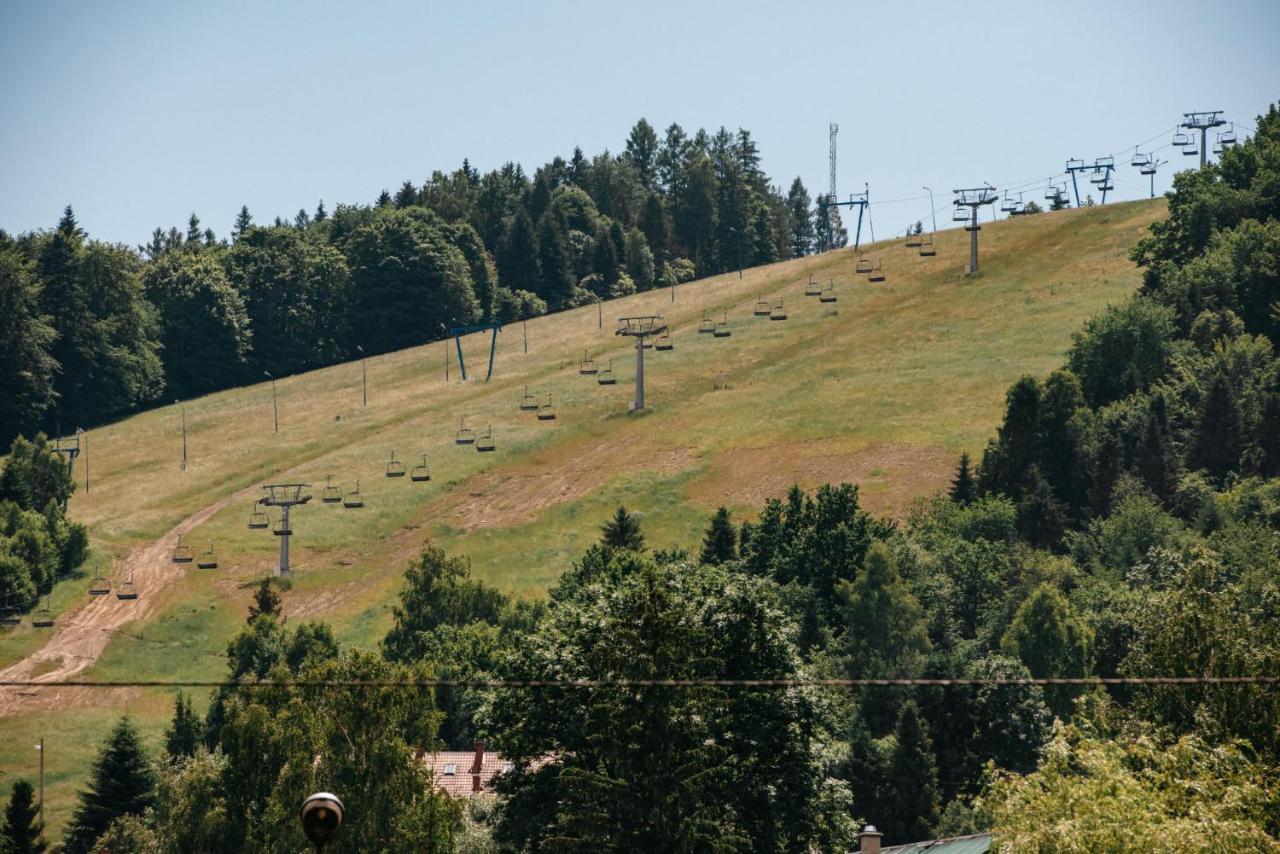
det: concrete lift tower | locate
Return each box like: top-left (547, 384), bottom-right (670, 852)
top-left (952, 186), bottom-right (999, 275)
top-left (260, 483), bottom-right (311, 576)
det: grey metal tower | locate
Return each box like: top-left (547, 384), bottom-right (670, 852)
top-left (952, 186), bottom-right (999, 275)
top-left (260, 483), bottom-right (311, 576)
top-left (1181, 111), bottom-right (1226, 169)
top-left (829, 123), bottom-right (838, 202)
top-left (616, 315), bottom-right (667, 412)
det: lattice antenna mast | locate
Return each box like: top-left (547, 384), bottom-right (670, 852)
top-left (829, 123), bottom-right (838, 202)
top-left (616, 315), bottom-right (668, 412)
top-left (1181, 110), bottom-right (1225, 169)
top-left (259, 483), bottom-right (312, 576)
top-left (952, 185), bottom-right (998, 275)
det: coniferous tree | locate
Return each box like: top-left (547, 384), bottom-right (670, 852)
top-left (185, 213), bottom-right (202, 244)
top-left (978, 376), bottom-right (1043, 499)
top-left (623, 118), bottom-right (659, 189)
top-left (375, 189), bottom-right (392, 208)
top-left (63, 717), bottom-right (155, 854)
top-left (314, 199), bottom-right (327, 222)
top-left (882, 702), bottom-right (941, 844)
top-left (2, 779), bottom-right (45, 854)
top-left (232, 205), bottom-right (253, 241)
top-left (394, 180), bottom-right (418, 208)
top-left (700, 506), bottom-right (737, 565)
top-left (949, 452), bottom-right (976, 504)
top-left (1135, 392), bottom-right (1180, 502)
top-left (641, 193), bottom-right (668, 260)
top-left (247, 577), bottom-right (282, 623)
top-left (1016, 465), bottom-right (1066, 549)
top-left (786, 177), bottom-right (814, 257)
top-left (600, 505), bottom-right (645, 551)
top-left (497, 208), bottom-right (540, 296)
top-left (164, 693), bottom-right (204, 760)
top-left (1191, 371), bottom-right (1242, 482)
top-left (534, 213), bottom-right (573, 308)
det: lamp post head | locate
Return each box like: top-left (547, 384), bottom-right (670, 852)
top-left (356, 345), bottom-right (364, 354)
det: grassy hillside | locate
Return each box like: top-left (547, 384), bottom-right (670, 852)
top-left (0, 198), bottom-right (1163, 835)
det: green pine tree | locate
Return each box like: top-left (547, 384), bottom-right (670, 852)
top-left (230, 204), bottom-right (252, 241)
top-left (1016, 465), bottom-right (1066, 550)
top-left (534, 213), bottom-right (573, 308)
top-left (882, 701), bottom-right (941, 844)
top-left (164, 692), bottom-right (204, 760)
top-left (600, 506), bottom-right (645, 551)
top-left (63, 717), bottom-right (155, 854)
top-left (1135, 392), bottom-right (1180, 501)
top-left (2, 779), bottom-right (45, 853)
top-left (699, 506), bottom-right (737, 565)
top-left (375, 188), bottom-right (392, 208)
top-left (949, 452), bottom-right (976, 504)
top-left (1191, 371), bottom-right (1242, 483)
top-left (246, 577), bottom-right (282, 623)
top-left (394, 180), bottom-right (418, 208)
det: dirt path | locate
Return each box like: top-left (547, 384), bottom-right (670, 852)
top-left (0, 485), bottom-right (260, 717)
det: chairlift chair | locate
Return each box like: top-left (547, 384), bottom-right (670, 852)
top-left (918, 235), bottom-right (937, 257)
top-left (273, 515), bottom-right (291, 537)
top-left (1099, 180), bottom-right (1115, 192)
top-left (905, 232), bottom-right (922, 248)
top-left (0, 594), bottom-right (20, 625)
top-left (713, 313), bottom-right (732, 338)
top-left (321, 475), bottom-right (342, 504)
top-left (248, 502), bottom-right (269, 530)
top-left (1000, 194), bottom-right (1017, 213)
top-left (476, 425), bottom-right (496, 453)
top-left (769, 299), bottom-right (788, 321)
top-left (951, 207), bottom-right (969, 223)
top-left (172, 535), bottom-right (194, 564)
top-left (1183, 136), bottom-right (1199, 156)
top-left (88, 572), bottom-right (112, 596)
top-left (820, 281), bottom-right (838, 303)
top-left (578, 350), bottom-right (598, 375)
top-left (455, 417), bottom-right (476, 445)
top-left (753, 295), bottom-right (771, 316)
top-left (655, 331), bottom-right (674, 351)
top-left (1089, 169), bottom-right (1106, 184)
top-left (804, 275), bottom-right (821, 296)
top-left (1220, 126), bottom-right (1237, 146)
top-left (1045, 184), bottom-right (1058, 200)
top-left (343, 480), bottom-right (364, 508)
top-left (1172, 130), bottom-right (1191, 147)
top-left (385, 451), bottom-right (406, 478)
top-left (196, 542), bottom-right (218, 570)
top-left (856, 256), bottom-right (873, 274)
top-left (32, 598), bottom-right (54, 628)
top-left (868, 260), bottom-right (886, 283)
top-left (519, 385), bottom-right (538, 411)
top-left (1131, 152), bottom-right (1151, 168)
top-left (597, 359), bottom-right (617, 385)
top-left (1140, 161), bottom-right (1157, 176)
top-left (698, 312), bottom-right (716, 334)
top-left (537, 394), bottom-right (557, 421)
top-left (116, 572), bottom-right (138, 600)
top-left (411, 454), bottom-right (431, 482)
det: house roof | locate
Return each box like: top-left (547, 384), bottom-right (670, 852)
top-left (418, 749), bottom-right (512, 798)
top-left (882, 833), bottom-right (992, 854)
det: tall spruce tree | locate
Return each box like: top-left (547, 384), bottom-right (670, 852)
top-left (2, 779), bottom-right (45, 854)
top-left (164, 693), bottom-right (204, 760)
top-left (881, 702), bottom-right (941, 844)
top-left (534, 213), bottom-right (574, 308)
top-left (496, 207), bottom-right (540, 296)
top-left (247, 577), bottom-right (282, 623)
top-left (1191, 371), bottom-right (1242, 482)
top-left (700, 506), bottom-right (737, 565)
top-left (0, 250), bottom-right (57, 447)
top-left (1135, 392), bottom-right (1180, 501)
top-left (63, 717), bottom-right (155, 854)
top-left (949, 452), bottom-right (976, 504)
top-left (600, 505), bottom-right (645, 551)
top-left (786, 177), bottom-right (814, 257)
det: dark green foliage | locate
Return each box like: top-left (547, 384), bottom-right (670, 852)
top-left (486, 559), bottom-right (823, 852)
top-left (787, 177), bottom-right (815, 256)
top-left (1066, 297), bottom-right (1178, 408)
top-left (496, 207), bottom-right (539, 296)
top-left (699, 506), bottom-right (737, 565)
top-left (164, 692), bottom-right (204, 760)
top-left (949, 452), bottom-right (976, 504)
top-left (246, 577), bottom-right (281, 623)
top-left (2, 779), bottom-right (45, 854)
top-left (600, 505), bottom-right (645, 550)
top-left (1016, 465), bottom-right (1067, 550)
top-left (978, 375), bottom-right (1042, 499)
top-left (1192, 371), bottom-right (1243, 482)
top-left (62, 717), bottom-right (155, 854)
top-left (1001, 584), bottom-right (1092, 716)
top-left (0, 434), bottom-right (74, 512)
top-left (534, 212), bottom-right (574, 308)
top-left (143, 249), bottom-right (251, 397)
top-left (1134, 392), bottom-right (1180, 501)
top-left (881, 702), bottom-right (941, 844)
top-left (0, 250), bottom-right (57, 446)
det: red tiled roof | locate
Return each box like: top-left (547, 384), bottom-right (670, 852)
top-left (417, 744), bottom-right (513, 798)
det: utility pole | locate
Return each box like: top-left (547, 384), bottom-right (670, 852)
top-left (264, 371), bottom-right (278, 432)
top-left (523, 320), bottom-right (528, 354)
top-left (357, 345), bottom-right (366, 407)
top-left (922, 186), bottom-right (937, 232)
top-left (952, 186), bottom-right (998, 275)
top-left (36, 738), bottom-right (44, 848)
top-left (1182, 110), bottom-right (1226, 169)
top-left (177, 399), bottom-right (187, 470)
top-left (77, 427), bottom-right (87, 493)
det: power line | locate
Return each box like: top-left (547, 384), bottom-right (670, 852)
top-left (3, 676), bottom-right (1277, 690)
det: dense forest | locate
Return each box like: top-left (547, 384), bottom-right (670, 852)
top-left (3, 107), bottom-right (1279, 851)
top-left (0, 119), bottom-right (825, 447)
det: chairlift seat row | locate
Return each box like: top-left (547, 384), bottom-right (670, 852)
top-left (248, 506), bottom-right (269, 529)
top-left (343, 481), bottom-right (364, 508)
top-left (411, 455), bottom-right (431, 482)
top-left (476, 426), bottom-right (495, 453)
top-left (32, 607), bottom-right (54, 628)
top-left (386, 451), bottom-right (406, 478)
top-left (769, 300), bottom-right (787, 321)
top-left (455, 417), bottom-right (475, 445)
top-left (88, 575), bottom-right (112, 595)
top-left (805, 275), bottom-right (821, 296)
top-left (322, 476), bottom-right (342, 503)
top-left (196, 543), bottom-right (218, 569)
top-left (538, 394), bottom-right (557, 420)
top-left (698, 314), bottom-right (716, 334)
top-left (655, 333), bottom-right (674, 351)
top-left (172, 537), bottom-right (194, 564)
top-left (578, 350), bottom-right (598, 375)
top-left (519, 385), bottom-right (538, 411)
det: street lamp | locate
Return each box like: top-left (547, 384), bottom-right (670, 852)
top-left (264, 371), bottom-right (278, 432)
top-left (356, 345), bottom-right (366, 407)
top-left (75, 427), bottom-right (87, 493)
top-left (440, 324), bottom-right (450, 381)
top-left (176, 399), bottom-right (187, 470)
top-left (728, 226), bottom-right (743, 279)
top-left (35, 739), bottom-right (44, 848)
top-left (922, 186), bottom-right (937, 233)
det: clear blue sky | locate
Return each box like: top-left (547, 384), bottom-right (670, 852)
top-left (2, 0), bottom-right (1277, 245)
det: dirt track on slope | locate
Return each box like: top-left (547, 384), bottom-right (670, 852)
top-left (0, 485), bottom-right (260, 717)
